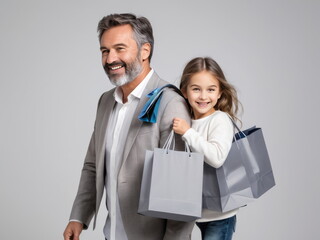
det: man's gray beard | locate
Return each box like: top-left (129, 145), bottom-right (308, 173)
top-left (109, 60), bottom-right (142, 87)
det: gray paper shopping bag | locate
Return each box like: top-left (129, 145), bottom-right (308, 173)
top-left (203, 123), bottom-right (275, 212)
top-left (236, 127), bottom-right (275, 198)
top-left (138, 150), bottom-right (154, 214)
top-left (203, 156), bottom-right (254, 212)
top-left (138, 131), bottom-right (204, 222)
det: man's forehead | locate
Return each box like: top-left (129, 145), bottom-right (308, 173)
top-left (100, 25), bottom-right (135, 45)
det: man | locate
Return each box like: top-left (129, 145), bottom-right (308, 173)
top-left (63, 13), bottom-right (193, 240)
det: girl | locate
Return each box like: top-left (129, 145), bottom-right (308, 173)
top-left (173, 57), bottom-right (241, 240)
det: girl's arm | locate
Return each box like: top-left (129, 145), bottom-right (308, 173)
top-left (174, 113), bottom-right (233, 168)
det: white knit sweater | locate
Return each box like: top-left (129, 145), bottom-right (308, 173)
top-left (182, 110), bottom-right (239, 222)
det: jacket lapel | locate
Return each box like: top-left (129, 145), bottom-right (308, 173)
top-left (121, 72), bottom-right (161, 166)
top-left (96, 90), bottom-right (116, 203)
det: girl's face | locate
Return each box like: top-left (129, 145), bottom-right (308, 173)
top-left (183, 71), bottom-right (221, 119)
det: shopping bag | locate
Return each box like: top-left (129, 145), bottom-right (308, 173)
top-left (203, 119), bottom-right (275, 212)
top-left (138, 131), bottom-right (204, 222)
top-left (232, 126), bottom-right (276, 198)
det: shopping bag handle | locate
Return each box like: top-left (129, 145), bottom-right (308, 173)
top-left (226, 114), bottom-right (246, 140)
top-left (163, 130), bottom-right (192, 156)
top-left (163, 130), bottom-right (175, 150)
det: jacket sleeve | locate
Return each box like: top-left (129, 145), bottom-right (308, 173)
top-left (68, 93), bottom-right (107, 229)
top-left (69, 131), bottom-right (97, 229)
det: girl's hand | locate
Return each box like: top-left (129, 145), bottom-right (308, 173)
top-left (172, 117), bottom-right (190, 135)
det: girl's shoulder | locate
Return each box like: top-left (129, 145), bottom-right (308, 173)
top-left (192, 111), bottom-right (232, 128)
top-left (207, 111), bottom-right (233, 128)
top-left (209, 110), bottom-right (230, 121)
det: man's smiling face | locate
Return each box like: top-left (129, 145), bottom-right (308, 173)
top-left (100, 24), bottom-right (142, 86)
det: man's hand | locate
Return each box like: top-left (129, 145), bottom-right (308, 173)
top-left (172, 117), bottom-right (190, 135)
top-left (63, 221), bottom-right (83, 240)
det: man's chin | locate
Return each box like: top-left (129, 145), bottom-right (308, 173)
top-left (109, 75), bottom-right (131, 87)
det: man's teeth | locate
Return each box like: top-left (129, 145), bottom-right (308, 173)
top-left (110, 65), bottom-right (122, 70)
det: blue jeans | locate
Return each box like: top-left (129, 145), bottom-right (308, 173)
top-left (196, 215), bottom-right (236, 240)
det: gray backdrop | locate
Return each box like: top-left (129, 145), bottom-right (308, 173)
top-left (1, 0), bottom-right (319, 239)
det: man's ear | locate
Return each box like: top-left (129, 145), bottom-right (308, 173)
top-left (141, 43), bottom-right (151, 61)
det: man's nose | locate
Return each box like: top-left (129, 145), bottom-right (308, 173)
top-left (106, 50), bottom-right (118, 64)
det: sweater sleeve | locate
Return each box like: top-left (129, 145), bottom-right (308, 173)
top-left (182, 112), bottom-right (234, 168)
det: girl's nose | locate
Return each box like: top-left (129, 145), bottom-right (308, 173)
top-left (199, 91), bottom-right (207, 100)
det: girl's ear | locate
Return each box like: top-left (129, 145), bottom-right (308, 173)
top-left (140, 43), bottom-right (151, 61)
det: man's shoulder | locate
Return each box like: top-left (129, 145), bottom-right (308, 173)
top-left (100, 87), bottom-right (115, 99)
top-left (97, 88), bottom-right (116, 107)
top-left (156, 82), bottom-right (191, 123)
top-left (162, 87), bottom-right (182, 100)
top-left (159, 83), bottom-right (184, 102)
top-left (158, 85), bottom-right (187, 111)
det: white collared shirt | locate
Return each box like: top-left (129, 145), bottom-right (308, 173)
top-left (103, 69), bottom-right (154, 240)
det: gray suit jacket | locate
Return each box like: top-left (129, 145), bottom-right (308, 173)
top-left (70, 72), bottom-right (193, 240)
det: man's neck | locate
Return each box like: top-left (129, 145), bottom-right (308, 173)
top-left (120, 66), bottom-right (151, 103)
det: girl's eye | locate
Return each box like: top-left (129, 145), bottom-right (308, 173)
top-left (192, 88), bottom-right (200, 92)
top-left (209, 89), bottom-right (215, 92)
